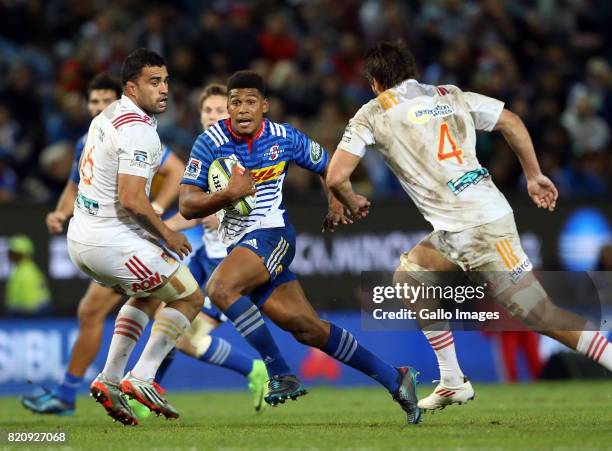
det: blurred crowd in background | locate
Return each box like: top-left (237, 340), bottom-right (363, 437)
top-left (0, 0), bottom-right (610, 204)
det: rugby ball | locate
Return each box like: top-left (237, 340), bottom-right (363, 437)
top-left (208, 157), bottom-right (256, 216)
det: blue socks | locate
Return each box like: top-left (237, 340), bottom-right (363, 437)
top-left (324, 323), bottom-right (399, 393)
top-left (155, 347), bottom-right (177, 384)
top-left (224, 297), bottom-right (291, 376)
top-left (200, 337), bottom-right (253, 376)
top-left (55, 372), bottom-right (83, 404)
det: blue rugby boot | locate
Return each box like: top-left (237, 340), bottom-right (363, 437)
top-left (392, 366), bottom-right (422, 425)
top-left (264, 374), bottom-right (307, 406)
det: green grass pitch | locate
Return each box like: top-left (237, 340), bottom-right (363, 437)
top-left (1, 381), bottom-right (611, 450)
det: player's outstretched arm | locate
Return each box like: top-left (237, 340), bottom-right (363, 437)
top-left (118, 173), bottom-right (192, 258)
top-left (46, 180), bottom-right (78, 234)
top-left (179, 164), bottom-right (255, 220)
top-left (326, 149), bottom-right (371, 220)
top-left (494, 109), bottom-right (558, 212)
top-left (319, 166), bottom-right (353, 232)
top-left (151, 151), bottom-right (184, 215)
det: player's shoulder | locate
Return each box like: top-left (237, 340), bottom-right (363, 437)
top-left (267, 120), bottom-right (290, 139)
top-left (106, 98), bottom-right (156, 134)
top-left (203, 120), bottom-right (230, 148)
top-left (190, 131), bottom-right (219, 159)
top-left (349, 98), bottom-right (379, 124)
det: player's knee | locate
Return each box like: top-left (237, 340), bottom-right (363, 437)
top-left (206, 277), bottom-right (233, 310)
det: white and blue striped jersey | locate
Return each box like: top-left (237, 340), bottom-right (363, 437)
top-left (181, 118), bottom-right (328, 246)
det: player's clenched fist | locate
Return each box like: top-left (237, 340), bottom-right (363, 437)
top-left (226, 164), bottom-right (256, 201)
top-left (348, 194), bottom-right (371, 220)
top-left (46, 211), bottom-right (68, 234)
top-left (163, 230), bottom-right (192, 259)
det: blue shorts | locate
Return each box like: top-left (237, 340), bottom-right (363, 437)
top-left (230, 225), bottom-right (297, 308)
top-left (188, 246), bottom-right (225, 322)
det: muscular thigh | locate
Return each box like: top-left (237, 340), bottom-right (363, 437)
top-left (208, 246), bottom-right (270, 295)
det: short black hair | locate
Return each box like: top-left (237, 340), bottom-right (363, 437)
top-left (227, 70), bottom-right (266, 96)
top-left (87, 73), bottom-right (122, 99)
top-left (120, 48), bottom-right (166, 86)
top-left (364, 40), bottom-right (417, 90)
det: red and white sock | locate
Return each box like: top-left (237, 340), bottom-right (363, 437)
top-left (102, 304), bottom-right (149, 382)
top-left (131, 307), bottom-right (191, 381)
top-left (423, 325), bottom-right (465, 387)
top-left (577, 330), bottom-right (612, 371)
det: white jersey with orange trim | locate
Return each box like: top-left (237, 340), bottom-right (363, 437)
top-left (340, 79), bottom-right (512, 232)
top-left (67, 95), bottom-right (163, 245)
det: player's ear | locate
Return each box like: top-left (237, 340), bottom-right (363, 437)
top-left (125, 80), bottom-right (137, 97)
top-left (262, 97), bottom-right (269, 114)
top-left (371, 78), bottom-right (384, 95)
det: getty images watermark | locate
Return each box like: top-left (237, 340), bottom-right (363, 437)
top-left (370, 282), bottom-right (497, 322)
top-left (360, 271), bottom-right (611, 332)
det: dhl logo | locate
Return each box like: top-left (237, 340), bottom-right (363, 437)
top-left (251, 161), bottom-right (286, 184)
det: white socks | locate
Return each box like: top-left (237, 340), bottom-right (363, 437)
top-left (131, 307), bottom-right (191, 381)
top-left (576, 330), bottom-right (612, 371)
top-left (102, 304), bottom-right (149, 382)
top-left (423, 323), bottom-right (465, 387)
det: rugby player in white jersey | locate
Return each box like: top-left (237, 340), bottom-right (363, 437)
top-left (326, 40), bottom-right (612, 412)
top-left (21, 73), bottom-right (185, 417)
top-left (66, 48), bottom-right (204, 426)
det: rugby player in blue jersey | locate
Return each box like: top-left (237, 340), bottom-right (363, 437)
top-left (179, 71), bottom-right (421, 424)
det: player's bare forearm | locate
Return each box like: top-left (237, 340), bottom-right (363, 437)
top-left (326, 149), bottom-right (359, 208)
top-left (495, 109), bottom-right (558, 211)
top-left (56, 181), bottom-right (78, 218)
top-left (118, 173), bottom-right (172, 241)
top-left (179, 184), bottom-right (233, 220)
top-left (164, 211), bottom-right (200, 231)
top-left (152, 152), bottom-right (184, 213)
top-left (495, 109), bottom-right (542, 179)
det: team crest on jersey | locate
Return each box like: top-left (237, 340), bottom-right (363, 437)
top-left (310, 141), bottom-right (323, 164)
top-left (264, 144), bottom-right (284, 161)
top-left (184, 158), bottom-right (201, 180)
top-left (408, 104), bottom-right (454, 124)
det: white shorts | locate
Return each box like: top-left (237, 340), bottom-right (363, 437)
top-left (68, 237), bottom-right (180, 297)
top-left (401, 213), bottom-right (546, 317)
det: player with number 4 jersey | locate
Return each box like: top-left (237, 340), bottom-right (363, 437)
top-left (327, 40), bottom-right (612, 414)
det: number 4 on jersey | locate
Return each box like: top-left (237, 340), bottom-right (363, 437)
top-left (437, 123), bottom-right (463, 164)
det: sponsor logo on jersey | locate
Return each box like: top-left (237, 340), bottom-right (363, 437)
top-left (447, 167), bottom-right (490, 195)
top-left (130, 150), bottom-right (148, 168)
top-left (132, 272), bottom-right (163, 292)
top-left (408, 103), bottom-right (454, 124)
top-left (310, 141), bottom-right (323, 164)
top-left (251, 161), bottom-right (286, 183)
top-left (76, 191), bottom-right (99, 215)
top-left (184, 158), bottom-right (201, 180)
top-left (264, 144), bottom-right (284, 161)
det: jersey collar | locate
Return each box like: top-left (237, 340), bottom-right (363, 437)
top-left (225, 118), bottom-right (266, 153)
top-left (120, 95), bottom-right (156, 127)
